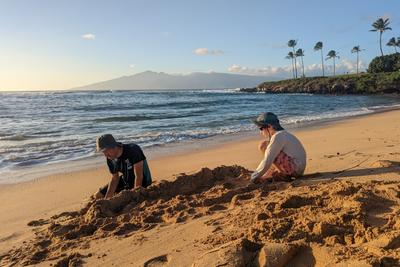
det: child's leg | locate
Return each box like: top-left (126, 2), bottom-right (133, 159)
top-left (273, 151), bottom-right (297, 176)
top-left (259, 152), bottom-right (297, 182)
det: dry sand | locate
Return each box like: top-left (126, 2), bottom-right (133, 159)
top-left (1, 109), bottom-right (400, 266)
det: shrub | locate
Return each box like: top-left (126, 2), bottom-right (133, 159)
top-left (368, 53), bottom-right (400, 73)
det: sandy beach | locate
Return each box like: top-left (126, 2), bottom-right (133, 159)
top-left (1, 109), bottom-right (400, 266)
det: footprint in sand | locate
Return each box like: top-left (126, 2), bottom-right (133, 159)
top-left (143, 254), bottom-right (171, 267)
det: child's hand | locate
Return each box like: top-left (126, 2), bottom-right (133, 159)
top-left (258, 140), bottom-right (269, 154)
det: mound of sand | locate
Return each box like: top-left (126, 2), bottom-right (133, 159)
top-left (1, 165), bottom-right (400, 266)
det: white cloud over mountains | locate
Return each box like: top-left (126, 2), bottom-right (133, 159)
top-left (228, 58), bottom-right (366, 77)
top-left (228, 64), bottom-right (291, 76)
top-left (194, 48), bottom-right (224, 56)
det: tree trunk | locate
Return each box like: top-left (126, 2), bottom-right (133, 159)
top-left (333, 57), bottom-right (336, 76)
top-left (357, 52), bottom-right (358, 74)
top-left (292, 47), bottom-right (298, 78)
top-left (321, 49), bottom-right (325, 77)
top-left (291, 58), bottom-right (295, 79)
top-left (380, 31), bottom-right (384, 56)
top-left (301, 56), bottom-right (305, 77)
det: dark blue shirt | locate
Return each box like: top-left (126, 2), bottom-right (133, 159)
top-left (107, 143), bottom-right (152, 187)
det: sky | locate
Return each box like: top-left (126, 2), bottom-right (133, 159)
top-left (1, 0), bottom-right (400, 90)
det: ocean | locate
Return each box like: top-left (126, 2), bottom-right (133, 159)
top-left (0, 89), bottom-right (399, 182)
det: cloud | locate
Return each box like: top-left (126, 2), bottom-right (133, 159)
top-left (129, 64), bottom-right (135, 68)
top-left (81, 33), bottom-right (95, 40)
top-left (194, 48), bottom-right (224, 56)
top-left (227, 64), bottom-right (291, 77)
top-left (227, 58), bottom-right (367, 78)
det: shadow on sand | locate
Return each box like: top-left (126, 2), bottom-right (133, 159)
top-left (301, 160), bottom-right (400, 182)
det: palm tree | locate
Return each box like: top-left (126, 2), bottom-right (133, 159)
top-left (314, 41), bottom-right (325, 76)
top-left (285, 52), bottom-right (295, 79)
top-left (326, 50), bottom-right (339, 76)
top-left (397, 38), bottom-right (400, 53)
top-left (287, 40), bottom-right (298, 78)
top-left (387, 37), bottom-right (398, 53)
top-left (370, 17), bottom-right (392, 56)
top-left (295, 49), bottom-right (305, 78)
top-left (351, 46), bottom-right (364, 74)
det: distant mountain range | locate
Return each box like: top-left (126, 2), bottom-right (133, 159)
top-left (72, 71), bottom-right (277, 90)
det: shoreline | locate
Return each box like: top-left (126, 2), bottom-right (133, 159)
top-left (2, 104), bottom-right (400, 185)
top-left (0, 105), bottom-right (398, 185)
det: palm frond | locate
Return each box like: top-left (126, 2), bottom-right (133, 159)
top-left (314, 42), bottom-right (323, 51)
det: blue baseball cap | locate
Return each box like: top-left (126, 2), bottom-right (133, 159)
top-left (252, 112), bottom-right (284, 130)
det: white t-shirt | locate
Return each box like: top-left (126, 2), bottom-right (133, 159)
top-left (251, 130), bottom-right (306, 181)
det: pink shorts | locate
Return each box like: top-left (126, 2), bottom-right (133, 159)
top-left (264, 152), bottom-right (298, 181)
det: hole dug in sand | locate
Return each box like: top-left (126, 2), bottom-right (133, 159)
top-left (192, 238), bottom-right (262, 267)
top-left (143, 254), bottom-right (171, 267)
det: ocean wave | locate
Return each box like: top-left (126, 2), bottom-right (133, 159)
top-left (0, 130), bottom-right (65, 142)
top-left (73, 99), bottom-right (225, 112)
top-left (73, 105), bottom-right (140, 112)
top-left (144, 127), bottom-right (251, 144)
top-left (0, 134), bottom-right (33, 141)
top-left (282, 109), bottom-right (374, 125)
top-left (92, 112), bottom-right (205, 123)
top-left (93, 115), bottom-right (152, 123)
top-left (281, 93), bottom-right (314, 96)
top-left (200, 88), bottom-right (241, 93)
top-left (364, 103), bottom-right (400, 111)
top-left (101, 126), bottom-right (252, 149)
top-left (31, 130), bottom-right (62, 136)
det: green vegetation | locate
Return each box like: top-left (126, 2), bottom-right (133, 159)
top-left (386, 37), bottom-right (400, 53)
top-left (239, 72), bottom-right (400, 94)
top-left (244, 17), bottom-right (400, 95)
top-left (368, 53), bottom-right (400, 73)
top-left (245, 53), bottom-right (400, 94)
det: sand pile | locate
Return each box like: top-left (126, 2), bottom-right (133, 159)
top-left (199, 179), bottom-right (400, 266)
top-left (1, 166), bottom-right (251, 266)
top-left (1, 165), bottom-right (400, 266)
